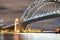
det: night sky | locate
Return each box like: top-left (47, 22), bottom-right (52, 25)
top-left (51, 17), bottom-right (60, 26)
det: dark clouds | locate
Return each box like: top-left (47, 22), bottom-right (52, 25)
top-left (0, 6), bottom-right (7, 10)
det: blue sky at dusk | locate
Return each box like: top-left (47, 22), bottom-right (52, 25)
top-left (50, 17), bottom-right (60, 26)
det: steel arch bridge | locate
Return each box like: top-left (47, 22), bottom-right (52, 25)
top-left (20, 0), bottom-right (60, 23)
top-left (1, 0), bottom-right (60, 31)
top-left (19, 0), bottom-right (60, 30)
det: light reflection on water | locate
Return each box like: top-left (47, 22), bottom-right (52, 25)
top-left (22, 33), bottom-right (60, 40)
top-left (0, 33), bottom-right (60, 40)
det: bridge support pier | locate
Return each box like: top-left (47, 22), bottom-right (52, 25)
top-left (18, 23), bottom-right (27, 32)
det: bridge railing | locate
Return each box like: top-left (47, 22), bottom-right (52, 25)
top-left (30, 3), bottom-right (60, 19)
top-left (24, 2), bottom-right (60, 21)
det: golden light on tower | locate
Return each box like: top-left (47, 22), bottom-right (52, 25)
top-left (14, 18), bottom-right (19, 32)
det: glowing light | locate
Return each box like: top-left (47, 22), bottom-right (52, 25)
top-left (55, 27), bottom-right (60, 32)
top-left (15, 18), bottom-right (19, 32)
top-left (43, 14), bottom-right (47, 16)
top-left (16, 30), bottom-right (20, 33)
top-left (24, 29), bottom-right (42, 33)
top-left (41, 14), bottom-right (44, 17)
top-left (39, 15), bottom-right (42, 17)
top-left (33, 16), bottom-right (39, 18)
top-left (57, 10), bottom-right (60, 14)
top-left (46, 13), bottom-right (50, 15)
top-left (57, 10), bottom-right (59, 12)
top-left (53, 11), bottom-right (56, 14)
top-left (49, 12), bottom-right (53, 15)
